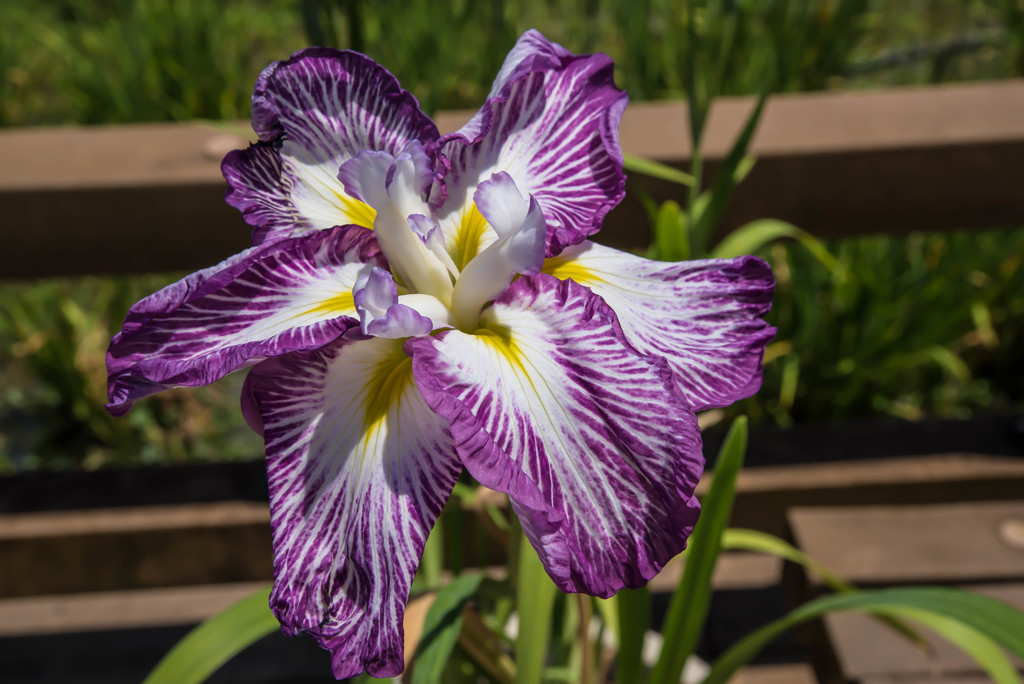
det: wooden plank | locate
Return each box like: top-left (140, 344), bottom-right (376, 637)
top-left (0, 582), bottom-right (267, 636)
top-left (731, 664), bottom-right (818, 684)
top-left (3, 454), bottom-right (1022, 597)
top-left (3, 81), bottom-right (1024, 278)
top-left (788, 502), bottom-right (1024, 586)
top-left (0, 500), bottom-right (268, 538)
top-left (0, 501), bottom-right (272, 597)
top-left (719, 453), bottom-right (1024, 539)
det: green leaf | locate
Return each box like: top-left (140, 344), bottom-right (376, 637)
top-left (653, 200), bottom-right (689, 262)
top-left (710, 218), bottom-right (847, 283)
top-left (622, 154), bottom-right (697, 186)
top-left (721, 528), bottom-right (855, 593)
top-left (690, 93), bottom-right (767, 253)
top-left (615, 586), bottom-right (650, 684)
top-left (650, 416), bottom-right (748, 684)
top-left (888, 607), bottom-right (1020, 684)
top-left (419, 518), bottom-right (445, 589)
top-left (516, 534), bottom-right (559, 684)
top-left (705, 587), bottom-right (1024, 684)
top-left (142, 585), bottom-right (278, 684)
top-left (721, 528), bottom-right (927, 649)
top-left (413, 572), bottom-right (485, 684)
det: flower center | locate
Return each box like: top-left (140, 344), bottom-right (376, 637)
top-left (340, 146), bottom-right (544, 337)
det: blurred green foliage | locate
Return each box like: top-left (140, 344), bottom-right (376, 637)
top-left (0, 277), bottom-right (260, 472)
top-left (1, 0), bottom-right (1022, 470)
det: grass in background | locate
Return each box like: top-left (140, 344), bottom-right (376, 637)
top-left (1, 0), bottom-right (1022, 470)
top-left (748, 228), bottom-right (1024, 426)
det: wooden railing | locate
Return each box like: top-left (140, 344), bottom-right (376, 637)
top-left (2, 80), bottom-right (1023, 279)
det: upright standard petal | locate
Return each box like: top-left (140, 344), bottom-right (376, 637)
top-left (225, 48), bottom-right (439, 244)
top-left (107, 225), bottom-right (383, 415)
top-left (243, 337), bottom-right (461, 678)
top-left (543, 242), bottom-right (776, 412)
top-left (434, 37), bottom-right (627, 267)
top-left (408, 275), bottom-right (703, 596)
top-left (451, 29), bottom-right (574, 144)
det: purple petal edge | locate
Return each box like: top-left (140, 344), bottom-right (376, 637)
top-left (106, 225), bottom-right (383, 416)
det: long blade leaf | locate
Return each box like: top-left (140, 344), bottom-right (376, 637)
top-left (413, 572), bottom-right (485, 684)
top-left (710, 218), bottom-right (847, 283)
top-left (623, 153), bottom-right (697, 186)
top-left (705, 587), bottom-right (1024, 684)
top-left (143, 585), bottom-right (278, 684)
top-left (690, 93), bottom-right (767, 253)
top-left (615, 586), bottom-right (651, 684)
top-left (516, 535), bottom-right (559, 684)
top-left (650, 416), bottom-right (748, 684)
top-left (721, 528), bottom-right (928, 649)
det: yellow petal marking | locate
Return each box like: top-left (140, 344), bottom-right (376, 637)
top-left (453, 203), bottom-right (491, 271)
top-left (337, 192), bottom-right (378, 229)
top-left (361, 341), bottom-right (414, 455)
top-left (299, 292), bottom-right (357, 319)
top-left (472, 322), bottom-right (534, 390)
top-left (541, 254), bottom-right (604, 287)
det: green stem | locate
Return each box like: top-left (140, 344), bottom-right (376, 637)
top-left (516, 533), bottom-right (558, 684)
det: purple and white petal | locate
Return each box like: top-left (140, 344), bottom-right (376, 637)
top-left (449, 30), bottom-right (574, 145)
top-left (107, 225), bottom-right (383, 416)
top-left (229, 48), bottom-right (439, 244)
top-left (543, 241), bottom-right (776, 412)
top-left (244, 337), bottom-right (461, 678)
top-left (434, 36), bottom-right (627, 266)
top-left (222, 142), bottom-right (304, 245)
top-left (408, 274), bottom-right (703, 596)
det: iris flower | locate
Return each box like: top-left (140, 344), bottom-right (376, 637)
top-left (107, 30), bottom-right (774, 678)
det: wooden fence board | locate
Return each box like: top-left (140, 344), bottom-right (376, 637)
top-left (3, 80), bottom-right (1023, 279)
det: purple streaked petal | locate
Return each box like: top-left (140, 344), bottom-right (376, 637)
top-left (435, 33), bottom-right (627, 266)
top-left (543, 242), bottom-right (776, 411)
top-left (222, 142), bottom-right (303, 245)
top-left (408, 274), bottom-right (703, 596)
top-left (230, 48), bottom-right (438, 244)
top-left (106, 225), bottom-right (384, 416)
top-left (444, 30), bottom-right (574, 150)
top-left (243, 337), bottom-right (461, 678)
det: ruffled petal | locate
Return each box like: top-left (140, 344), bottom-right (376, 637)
top-left (407, 274), bottom-right (703, 596)
top-left (227, 48), bottom-right (439, 244)
top-left (106, 225), bottom-right (383, 415)
top-left (244, 337), bottom-right (461, 678)
top-left (543, 242), bottom-right (776, 412)
top-left (434, 31), bottom-right (627, 267)
top-left (452, 29), bottom-right (574, 145)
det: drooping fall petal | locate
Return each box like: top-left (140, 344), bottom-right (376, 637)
top-left (107, 225), bottom-right (382, 415)
top-left (543, 241), bottom-right (776, 411)
top-left (243, 336), bottom-right (462, 679)
top-left (408, 274), bottom-right (703, 596)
